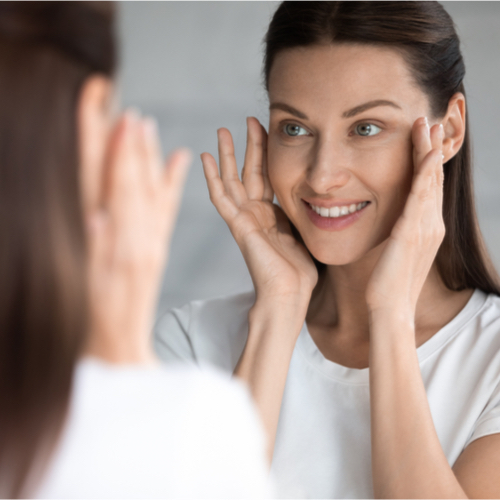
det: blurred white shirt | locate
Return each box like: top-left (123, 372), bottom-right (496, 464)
top-left (36, 358), bottom-right (271, 499)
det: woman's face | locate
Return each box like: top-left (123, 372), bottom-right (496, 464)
top-left (267, 44), bottom-right (434, 266)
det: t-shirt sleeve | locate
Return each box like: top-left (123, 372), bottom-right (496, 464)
top-left (153, 303), bottom-right (197, 365)
top-left (466, 380), bottom-right (500, 447)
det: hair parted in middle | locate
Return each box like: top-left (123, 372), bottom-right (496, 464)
top-left (263, 1), bottom-right (500, 296)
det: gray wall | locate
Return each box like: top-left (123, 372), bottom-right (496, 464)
top-left (117, 2), bottom-right (500, 317)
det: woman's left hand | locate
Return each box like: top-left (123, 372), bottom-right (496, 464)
top-left (366, 117), bottom-right (445, 319)
top-left (86, 111), bottom-right (191, 364)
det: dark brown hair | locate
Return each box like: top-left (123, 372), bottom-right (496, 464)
top-left (264, 1), bottom-right (500, 295)
top-left (0, 2), bottom-right (116, 496)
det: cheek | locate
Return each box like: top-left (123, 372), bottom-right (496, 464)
top-left (369, 141), bottom-right (413, 224)
top-left (267, 144), bottom-right (302, 204)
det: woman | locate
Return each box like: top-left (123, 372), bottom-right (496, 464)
top-left (0, 2), bottom-right (270, 498)
top-left (156, 2), bottom-right (500, 498)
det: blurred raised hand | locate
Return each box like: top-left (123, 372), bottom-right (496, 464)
top-left (86, 110), bottom-right (191, 364)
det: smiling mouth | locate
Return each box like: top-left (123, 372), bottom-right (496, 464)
top-left (307, 201), bottom-right (370, 218)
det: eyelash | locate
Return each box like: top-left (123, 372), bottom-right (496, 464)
top-left (282, 123), bottom-right (309, 137)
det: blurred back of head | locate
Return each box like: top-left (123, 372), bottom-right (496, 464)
top-left (0, 2), bottom-right (115, 496)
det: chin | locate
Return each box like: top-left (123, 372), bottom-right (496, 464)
top-left (306, 241), bottom-right (370, 267)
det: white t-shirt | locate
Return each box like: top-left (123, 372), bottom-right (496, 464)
top-left (154, 289), bottom-right (500, 499)
top-left (36, 358), bottom-right (272, 499)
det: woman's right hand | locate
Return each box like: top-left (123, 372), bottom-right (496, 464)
top-left (201, 117), bottom-right (318, 305)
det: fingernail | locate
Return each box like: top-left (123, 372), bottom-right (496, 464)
top-left (423, 116), bottom-right (430, 134)
top-left (144, 117), bottom-right (158, 138)
top-left (177, 148), bottom-right (193, 165)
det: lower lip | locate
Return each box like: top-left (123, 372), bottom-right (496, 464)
top-left (303, 201), bottom-right (369, 231)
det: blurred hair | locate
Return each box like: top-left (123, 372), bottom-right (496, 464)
top-left (264, 1), bottom-right (500, 295)
top-left (0, 2), bottom-right (116, 496)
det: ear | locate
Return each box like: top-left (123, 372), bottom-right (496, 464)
top-left (440, 92), bottom-right (466, 163)
top-left (77, 75), bottom-right (115, 217)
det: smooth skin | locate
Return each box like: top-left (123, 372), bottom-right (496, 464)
top-left (201, 44), bottom-right (500, 498)
top-left (78, 76), bottom-right (191, 364)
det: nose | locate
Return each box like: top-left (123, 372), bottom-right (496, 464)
top-left (306, 138), bottom-right (351, 194)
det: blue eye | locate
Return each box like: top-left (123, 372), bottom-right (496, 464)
top-left (355, 123), bottom-right (381, 136)
top-left (283, 123), bottom-right (308, 136)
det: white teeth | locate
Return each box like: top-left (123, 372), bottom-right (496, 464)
top-left (330, 206), bottom-right (340, 217)
top-left (310, 201), bottom-right (368, 218)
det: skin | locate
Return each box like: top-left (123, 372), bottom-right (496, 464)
top-left (78, 75), bottom-right (191, 364)
top-left (267, 44), bottom-right (472, 367)
top-left (201, 44), bottom-right (500, 498)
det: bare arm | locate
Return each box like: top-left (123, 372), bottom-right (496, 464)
top-left (369, 313), bottom-right (467, 498)
top-left (370, 312), bottom-right (500, 499)
top-left (201, 117), bottom-right (316, 461)
top-left (366, 118), bottom-right (500, 498)
top-left (236, 297), bottom-right (307, 461)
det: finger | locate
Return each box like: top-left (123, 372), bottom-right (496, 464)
top-left (405, 147), bottom-right (443, 219)
top-left (141, 117), bottom-right (163, 188)
top-left (86, 209), bottom-right (110, 271)
top-left (242, 117), bottom-right (266, 200)
top-left (106, 110), bottom-right (142, 223)
top-left (201, 152), bottom-right (240, 221)
top-left (412, 147), bottom-right (446, 243)
top-left (411, 116), bottom-right (432, 177)
top-left (430, 123), bottom-right (444, 153)
top-left (260, 124), bottom-right (274, 202)
top-left (161, 148), bottom-right (192, 233)
top-left (217, 128), bottom-right (248, 206)
top-left (430, 123), bottom-right (445, 214)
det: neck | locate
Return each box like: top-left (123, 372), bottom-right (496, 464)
top-left (306, 240), bottom-right (472, 347)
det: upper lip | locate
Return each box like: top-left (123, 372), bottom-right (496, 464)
top-left (302, 198), bottom-right (370, 208)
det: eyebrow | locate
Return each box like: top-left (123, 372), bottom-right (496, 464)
top-left (269, 102), bottom-right (308, 119)
top-left (269, 99), bottom-right (402, 120)
top-left (342, 99), bottom-right (402, 118)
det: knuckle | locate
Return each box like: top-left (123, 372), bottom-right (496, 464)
top-left (416, 187), bottom-right (431, 202)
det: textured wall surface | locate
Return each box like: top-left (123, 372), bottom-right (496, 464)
top-left (117, 2), bottom-right (500, 316)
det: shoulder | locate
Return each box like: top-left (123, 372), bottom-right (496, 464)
top-left (154, 291), bottom-right (255, 372)
top-left (475, 291), bottom-right (500, 329)
top-left (73, 357), bottom-right (255, 417)
top-left (438, 289), bottom-right (500, 345)
top-left (157, 290), bottom-right (256, 333)
top-left (438, 290), bottom-right (500, 364)
top-left (464, 290), bottom-right (500, 349)
top-left (457, 292), bottom-right (500, 447)
top-left (38, 359), bottom-right (270, 498)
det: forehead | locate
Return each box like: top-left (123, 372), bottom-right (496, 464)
top-left (268, 44), bottom-right (428, 116)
